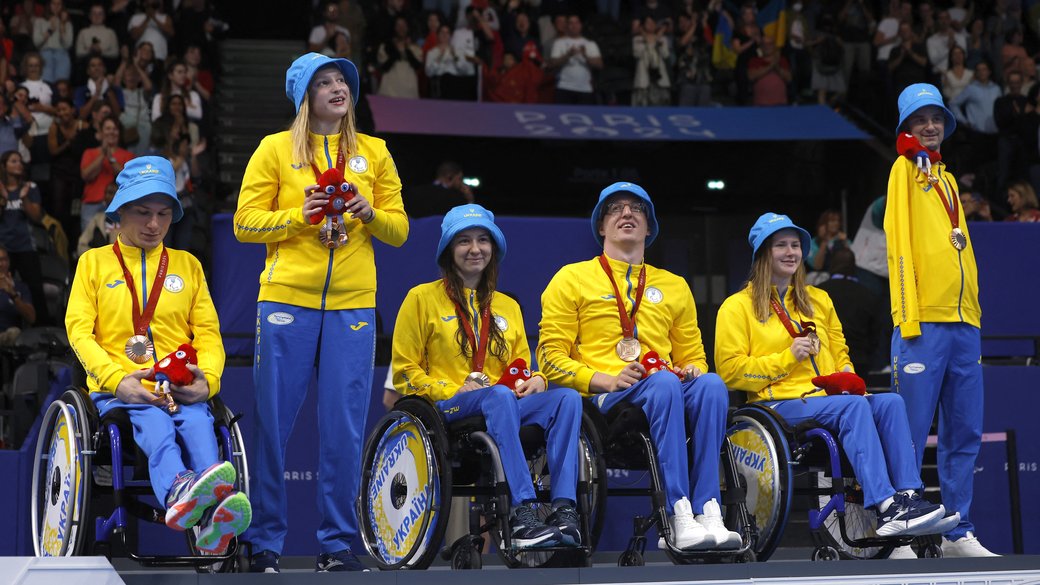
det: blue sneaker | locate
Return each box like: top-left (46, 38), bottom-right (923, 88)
top-left (876, 493), bottom-right (944, 537)
top-left (510, 503), bottom-right (562, 549)
top-left (250, 550), bottom-right (280, 573)
top-left (316, 549), bottom-right (369, 572)
top-left (545, 505), bottom-right (581, 546)
top-left (165, 461), bottom-right (236, 531)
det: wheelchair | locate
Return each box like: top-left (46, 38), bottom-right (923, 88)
top-left (726, 401), bottom-right (944, 561)
top-left (583, 400), bottom-right (758, 566)
top-left (356, 395), bottom-right (606, 570)
top-left (31, 386), bottom-right (249, 572)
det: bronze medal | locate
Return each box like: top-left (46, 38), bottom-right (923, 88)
top-left (465, 371), bottom-right (491, 387)
top-left (616, 337), bottom-right (642, 362)
top-left (806, 330), bottom-right (821, 356)
top-left (950, 227), bottom-right (967, 250)
top-left (318, 216), bottom-right (348, 249)
top-left (125, 334), bottom-right (154, 364)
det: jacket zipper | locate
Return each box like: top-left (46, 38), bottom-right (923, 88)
top-left (319, 136), bottom-right (335, 310)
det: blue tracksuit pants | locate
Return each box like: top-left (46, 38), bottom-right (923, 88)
top-left (593, 372), bottom-right (729, 514)
top-left (892, 322), bottom-right (983, 539)
top-left (437, 385), bottom-right (582, 506)
top-left (245, 302), bottom-right (376, 555)
top-left (763, 393), bottom-right (922, 509)
top-left (93, 394), bottom-right (218, 506)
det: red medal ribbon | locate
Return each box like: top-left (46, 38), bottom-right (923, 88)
top-left (310, 146), bottom-right (346, 184)
top-left (928, 172), bottom-right (960, 230)
top-left (768, 296), bottom-right (816, 339)
top-left (113, 240), bottom-right (169, 337)
top-left (598, 254), bottom-right (647, 339)
top-left (452, 293), bottom-right (493, 373)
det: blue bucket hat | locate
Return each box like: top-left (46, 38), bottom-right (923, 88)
top-left (591, 182), bottom-right (659, 247)
top-left (896, 83), bottom-right (956, 140)
top-left (747, 212), bottom-right (811, 258)
top-left (285, 52), bottom-right (360, 113)
top-left (437, 204), bottom-right (507, 262)
top-left (106, 156), bottom-right (183, 223)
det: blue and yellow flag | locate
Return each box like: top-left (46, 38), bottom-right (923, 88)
top-left (712, 10), bottom-right (737, 70)
top-left (757, 0), bottom-right (788, 47)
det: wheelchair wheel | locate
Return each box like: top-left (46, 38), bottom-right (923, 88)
top-left (495, 411), bottom-right (606, 568)
top-left (808, 472), bottom-right (893, 560)
top-left (358, 397), bottom-right (451, 570)
top-left (726, 406), bottom-right (793, 562)
top-left (32, 389), bottom-right (93, 557)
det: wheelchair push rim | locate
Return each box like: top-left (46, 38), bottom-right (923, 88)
top-left (32, 397), bottom-right (90, 557)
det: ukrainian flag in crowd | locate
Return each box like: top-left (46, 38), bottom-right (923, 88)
top-left (757, 0), bottom-right (788, 47)
top-left (712, 10), bottom-right (737, 70)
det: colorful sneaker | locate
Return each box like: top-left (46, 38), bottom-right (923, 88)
top-left (545, 505), bottom-right (581, 546)
top-left (195, 491), bottom-right (252, 555)
top-left (509, 503), bottom-right (562, 549)
top-left (164, 461), bottom-right (236, 531)
top-left (658, 497), bottom-right (710, 550)
top-left (942, 531), bottom-right (999, 557)
top-left (875, 493), bottom-right (944, 537)
top-left (887, 545), bottom-right (917, 559)
top-left (695, 498), bottom-right (742, 550)
top-left (250, 550), bottom-right (280, 573)
top-left (316, 549), bottom-right (370, 572)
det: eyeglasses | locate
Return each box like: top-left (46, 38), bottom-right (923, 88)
top-left (604, 201), bottom-right (647, 216)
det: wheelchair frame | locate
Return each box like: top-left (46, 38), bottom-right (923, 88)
top-left (31, 387), bottom-right (249, 570)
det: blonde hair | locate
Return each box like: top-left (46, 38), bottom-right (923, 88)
top-left (1009, 181), bottom-right (1039, 211)
top-left (289, 90), bottom-right (359, 166)
top-left (748, 243), bottom-right (814, 322)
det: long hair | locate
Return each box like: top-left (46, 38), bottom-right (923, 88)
top-left (1009, 180), bottom-right (1039, 211)
top-left (0, 150), bottom-right (25, 188)
top-left (436, 244), bottom-right (508, 363)
top-left (747, 239), bottom-right (814, 322)
top-left (289, 89), bottom-right (359, 167)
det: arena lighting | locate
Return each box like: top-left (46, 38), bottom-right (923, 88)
top-left (463, 177), bottom-right (481, 188)
top-left (707, 180), bottom-right (726, 190)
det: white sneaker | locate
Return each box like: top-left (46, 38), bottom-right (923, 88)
top-left (887, 545), bottom-right (917, 559)
top-left (658, 497), bottom-right (710, 550)
top-left (695, 499), bottom-right (741, 550)
top-left (942, 532), bottom-right (999, 557)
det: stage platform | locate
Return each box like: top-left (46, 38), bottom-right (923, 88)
top-left (105, 553), bottom-right (1040, 585)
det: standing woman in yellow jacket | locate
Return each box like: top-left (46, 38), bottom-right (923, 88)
top-left (233, 53), bottom-right (408, 573)
top-left (715, 213), bottom-right (954, 551)
top-left (392, 204), bottom-right (582, 550)
top-left (886, 83), bottom-right (995, 557)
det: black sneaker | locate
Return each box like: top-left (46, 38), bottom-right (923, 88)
top-left (510, 503), bottom-right (562, 549)
top-left (876, 493), bottom-right (944, 537)
top-left (250, 550), bottom-right (280, 573)
top-left (316, 549), bottom-right (369, 572)
top-left (545, 506), bottom-right (581, 546)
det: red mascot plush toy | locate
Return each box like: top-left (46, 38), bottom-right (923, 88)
top-left (801, 371), bottom-right (867, 401)
top-left (640, 351), bottom-right (680, 379)
top-left (147, 344), bottom-right (199, 413)
top-left (496, 358), bottom-right (532, 395)
top-left (308, 167), bottom-right (358, 225)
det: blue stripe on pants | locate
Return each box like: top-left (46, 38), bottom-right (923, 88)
top-left (245, 301), bottom-right (375, 555)
top-left (892, 322), bottom-right (982, 539)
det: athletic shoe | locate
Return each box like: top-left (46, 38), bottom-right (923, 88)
top-left (942, 532), bottom-right (999, 557)
top-left (195, 491), bottom-right (252, 555)
top-left (164, 461), bottom-right (236, 531)
top-left (250, 550), bottom-right (280, 573)
top-left (658, 497), bottom-right (710, 550)
top-left (316, 549), bottom-right (370, 572)
top-left (887, 545), bottom-right (917, 559)
top-left (509, 503), bottom-right (562, 549)
top-left (545, 505), bottom-right (581, 546)
top-left (875, 493), bottom-right (944, 537)
top-left (694, 498), bottom-right (741, 550)
top-left (921, 509), bottom-right (961, 536)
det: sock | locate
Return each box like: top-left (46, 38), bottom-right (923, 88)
top-left (900, 489), bottom-right (916, 497)
top-left (552, 498), bottom-right (575, 510)
top-left (879, 495), bottom-right (895, 511)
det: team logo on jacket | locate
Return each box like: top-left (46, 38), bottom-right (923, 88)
top-left (267, 312), bottom-right (295, 325)
top-left (291, 162), bottom-right (305, 170)
top-left (348, 155), bottom-right (368, 173)
top-left (903, 362), bottom-right (926, 374)
top-left (645, 287), bottom-right (663, 304)
top-left (494, 315), bottom-right (507, 331)
top-left (163, 275), bottom-right (184, 293)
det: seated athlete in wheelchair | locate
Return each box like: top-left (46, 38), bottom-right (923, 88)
top-left (35, 157), bottom-right (250, 563)
top-left (360, 205), bottom-right (596, 569)
top-left (537, 182), bottom-right (745, 558)
top-left (715, 213), bottom-right (959, 560)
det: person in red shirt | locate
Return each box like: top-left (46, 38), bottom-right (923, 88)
top-left (748, 36), bottom-right (791, 106)
top-left (79, 115), bottom-right (133, 234)
top-left (484, 51), bottom-right (541, 103)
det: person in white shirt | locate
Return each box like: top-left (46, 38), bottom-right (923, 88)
top-left (309, 2), bottom-right (352, 56)
top-left (128, 0), bottom-right (175, 61)
top-left (549, 14), bottom-right (603, 104)
top-left (926, 10), bottom-right (967, 74)
top-left (151, 59), bottom-right (203, 122)
top-left (75, 3), bottom-right (120, 63)
top-left (32, 0), bottom-right (74, 83)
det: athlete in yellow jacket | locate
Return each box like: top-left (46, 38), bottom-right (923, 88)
top-left (886, 83), bottom-right (993, 557)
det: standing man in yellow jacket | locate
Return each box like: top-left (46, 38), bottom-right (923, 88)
top-left (886, 83), bottom-right (996, 557)
top-left (537, 182), bottom-right (740, 552)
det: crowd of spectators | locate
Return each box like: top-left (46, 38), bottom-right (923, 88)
top-left (0, 0), bottom-right (227, 328)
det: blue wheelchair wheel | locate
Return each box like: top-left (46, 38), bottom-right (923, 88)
top-left (726, 405), bottom-right (792, 562)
